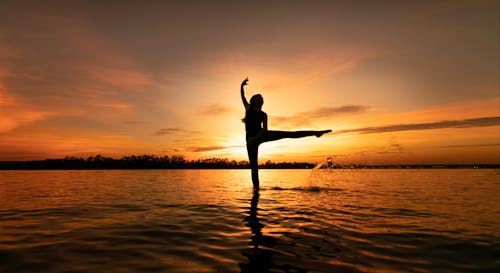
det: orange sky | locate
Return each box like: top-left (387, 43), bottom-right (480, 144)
top-left (0, 1), bottom-right (498, 164)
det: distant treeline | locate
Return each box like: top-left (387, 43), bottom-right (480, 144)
top-left (0, 154), bottom-right (315, 170)
top-left (0, 155), bottom-right (498, 170)
top-left (327, 164), bottom-right (500, 169)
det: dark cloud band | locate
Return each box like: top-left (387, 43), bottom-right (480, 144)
top-left (334, 116), bottom-right (500, 135)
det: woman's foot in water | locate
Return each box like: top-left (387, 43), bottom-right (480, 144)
top-left (315, 130), bottom-right (332, 137)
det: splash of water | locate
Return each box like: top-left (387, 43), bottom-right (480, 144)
top-left (308, 158), bottom-right (333, 188)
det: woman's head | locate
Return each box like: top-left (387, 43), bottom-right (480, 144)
top-left (249, 94), bottom-right (264, 110)
top-left (242, 94), bottom-right (264, 123)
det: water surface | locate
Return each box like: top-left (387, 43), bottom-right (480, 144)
top-left (0, 169), bottom-right (499, 272)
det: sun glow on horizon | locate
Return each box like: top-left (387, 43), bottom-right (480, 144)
top-left (0, 1), bottom-right (498, 164)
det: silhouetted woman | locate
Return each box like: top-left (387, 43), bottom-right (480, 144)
top-left (241, 77), bottom-right (331, 189)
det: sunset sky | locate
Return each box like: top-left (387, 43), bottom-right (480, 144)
top-left (0, 0), bottom-right (498, 164)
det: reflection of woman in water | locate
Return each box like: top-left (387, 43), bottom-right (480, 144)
top-left (241, 77), bottom-right (331, 189)
top-left (239, 190), bottom-right (274, 272)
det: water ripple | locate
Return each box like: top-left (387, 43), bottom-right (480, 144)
top-left (0, 169), bottom-right (499, 272)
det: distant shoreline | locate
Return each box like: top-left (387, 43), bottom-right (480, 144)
top-left (1, 155), bottom-right (498, 170)
top-left (0, 161), bottom-right (498, 170)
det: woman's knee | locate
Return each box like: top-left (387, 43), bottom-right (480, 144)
top-left (247, 145), bottom-right (258, 160)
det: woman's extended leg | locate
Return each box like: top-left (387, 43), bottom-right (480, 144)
top-left (246, 129), bottom-right (330, 190)
top-left (263, 130), bottom-right (331, 143)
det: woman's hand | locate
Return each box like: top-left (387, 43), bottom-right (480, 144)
top-left (241, 77), bottom-right (249, 86)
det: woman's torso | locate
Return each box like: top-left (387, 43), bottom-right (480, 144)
top-left (245, 108), bottom-right (265, 137)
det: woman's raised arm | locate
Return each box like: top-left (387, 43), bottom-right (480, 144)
top-left (241, 77), bottom-right (249, 109)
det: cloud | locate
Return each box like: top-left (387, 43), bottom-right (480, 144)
top-left (186, 146), bottom-right (227, 152)
top-left (0, 11), bottom-right (156, 114)
top-left (441, 143), bottom-right (500, 148)
top-left (199, 103), bottom-right (235, 116)
top-left (334, 116), bottom-right (500, 135)
top-left (202, 44), bottom-right (377, 93)
top-left (154, 127), bottom-right (202, 136)
top-left (154, 127), bottom-right (185, 136)
top-left (274, 105), bottom-right (370, 126)
top-left (0, 86), bottom-right (55, 133)
top-left (376, 143), bottom-right (406, 155)
top-left (86, 101), bottom-right (132, 110)
top-left (81, 65), bottom-right (153, 89)
top-left (124, 121), bottom-right (151, 125)
top-left (0, 109), bottom-right (51, 133)
top-left (185, 145), bottom-right (244, 152)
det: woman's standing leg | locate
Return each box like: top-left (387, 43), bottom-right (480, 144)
top-left (247, 143), bottom-right (260, 189)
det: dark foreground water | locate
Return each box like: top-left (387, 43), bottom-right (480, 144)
top-left (0, 169), bottom-right (499, 273)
